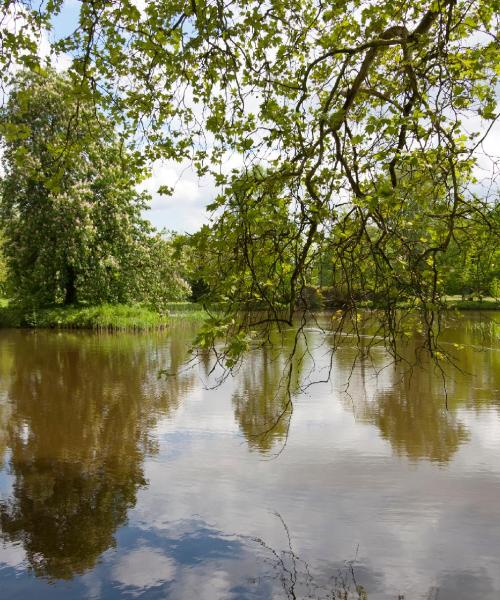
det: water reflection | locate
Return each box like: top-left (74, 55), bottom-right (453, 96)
top-left (228, 312), bottom-right (499, 460)
top-left (339, 314), bottom-right (500, 463)
top-left (0, 328), bottom-right (194, 579)
top-left (341, 351), bottom-right (471, 464)
top-left (232, 340), bottom-right (300, 453)
top-left (232, 327), bottom-right (324, 454)
top-left (0, 313), bottom-right (498, 599)
top-left (248, 512), bottom-right (378, 599)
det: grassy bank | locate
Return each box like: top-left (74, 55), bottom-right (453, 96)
top-left (319, 294), bottom-right (499, 311)
top-left (0, 303), bottom-right (173, 331)
top-left (444, 296), bottom-right (499, 310)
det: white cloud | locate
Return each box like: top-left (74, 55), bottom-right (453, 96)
top-left (140, 161), bottom-right (213, 233)
top-left (141, 153), bottom-right (244, 233)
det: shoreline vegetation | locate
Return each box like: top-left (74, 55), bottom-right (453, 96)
top-left (0, 296), bottom-right (498, 332)
top-left (0, 302), bottom-right (206, 331)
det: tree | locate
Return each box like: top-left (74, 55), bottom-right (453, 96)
top-left (1, 1), bottom-right (498, 360)
top-left (126, 231), bottom-right (192, 309)
top-left (0, 68), bottom-right (189, 307)
top-left (0, 231), bottom-right (8, 296)
top-left (202, 167), bottom-right (301, 309)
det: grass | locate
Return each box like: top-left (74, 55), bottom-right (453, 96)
top-left (0, 297), bottom-right (217, 330)
top-left (161, 302), bottom-right (209, 318)
top-left (444, 296), bottom-right (499, 311)
top-left (0, 303), bottom-right (172, 331)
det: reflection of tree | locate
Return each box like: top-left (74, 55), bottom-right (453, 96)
top-left (233, 346), bottom-right (292, 453)
top-left (0, 327), bottom-right (193, 579)
top-left (232, 328), bottom-right (309, 453)
top-left (233, 312), bottom-right (500, 459)
top-left (356, 364), bottom-right (470, 464)
top-left (326, 313), bottom-right (500, 463)
top-left (0, 401), bottom-right (10, 470)
top-left (0, 340), bottom-right (14, 468)
top-left (438, 314), bottom-right (500, 409)
top-left (1, 458), bottom-right (144, 579)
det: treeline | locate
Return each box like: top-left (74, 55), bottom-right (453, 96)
top-left (0, 71), bottom-right (498, 316)
top-left (172, 167), bottom-right (499, 312)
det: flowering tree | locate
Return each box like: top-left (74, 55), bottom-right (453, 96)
top-left (0, 69), bottom-right (189, 306)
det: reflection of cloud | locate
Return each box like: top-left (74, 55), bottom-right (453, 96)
top-left (112, 547), bottom-right (175, 591)
top-left (173, 567), bottom-right (232, 600)
top-left (455, 408), bottom-right (500, 454)
top-left (106, 523), bottom-right (251, 599)
top-left (0, 542), bottom-right (25, 570)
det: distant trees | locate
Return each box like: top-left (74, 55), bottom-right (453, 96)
top-left (0, 69), bottom-right (189, 307)
top-left (182, 168), bottom-right (499, 318)
top-left (201, 168), bottom-right (299, 311)
top-left (312, 196), bottom-right (500, 305)
top-left (439, 201), bottom-right (500, 299)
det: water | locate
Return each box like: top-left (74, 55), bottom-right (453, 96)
top-left (0, 313), bottom-right (499, 599)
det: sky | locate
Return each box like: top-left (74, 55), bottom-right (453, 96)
top-left (138, 160), bottom-right (219, 234)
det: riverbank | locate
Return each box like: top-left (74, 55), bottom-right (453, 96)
top-left (0, 302), bottom-right (205, 331)
top-left (0, 297), bottom-right (497, 331)
top-left (444, 297), bottom-right (499, 310)
top-left (329, 297), bottom-right (499, 311)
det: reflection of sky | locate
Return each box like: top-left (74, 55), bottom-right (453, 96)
top-left (0, 323), bottom-right (499, 599)
top-left (132, 384), bottom-right (500, 598)
top-left (0, 457), bottom-right (14, 497)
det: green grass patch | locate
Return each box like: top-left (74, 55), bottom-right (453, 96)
top-left (445, 297), bottom-right (500, 311)
top-left (0, 299), bottom-right (215, 330)
top-left (0, 303), bottom-right (171, 331)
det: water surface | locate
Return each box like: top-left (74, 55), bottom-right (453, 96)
top-left (0, 313), bottom-right (499, 599)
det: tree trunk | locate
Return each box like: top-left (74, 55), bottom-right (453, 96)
top-left (64, 265), bottom-right (77, 305)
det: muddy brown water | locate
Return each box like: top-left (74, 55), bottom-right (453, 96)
top-left (0, 312), bottom-right (499, 599)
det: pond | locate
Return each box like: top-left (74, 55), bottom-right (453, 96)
top-left (0, 312), bottom-right (499, 599)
